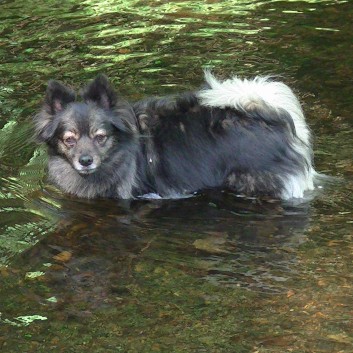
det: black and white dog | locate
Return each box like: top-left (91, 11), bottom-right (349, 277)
top-left (34, 71), bottom-right (316, 200)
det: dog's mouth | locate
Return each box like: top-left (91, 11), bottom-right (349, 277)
top-left (73, 160), bottom-right (98, 176)
top-left (77, 168), bottom-right (97, 176)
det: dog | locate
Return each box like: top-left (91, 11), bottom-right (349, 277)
top-left (34, 71), bottom-right (316, 200)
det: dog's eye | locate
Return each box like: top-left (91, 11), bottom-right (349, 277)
top-left (64, 136), bottom-right (77, 147)
top-left (95, 134), bottom-right (107, 144)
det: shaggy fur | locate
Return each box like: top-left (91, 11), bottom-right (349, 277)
top-left (34, 72), bottom-right (316, 200)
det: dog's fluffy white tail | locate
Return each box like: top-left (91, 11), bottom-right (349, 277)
top-left (198, 71), bottom-right (311, 146)
top-left (197, 71), bottom-right (316, 199)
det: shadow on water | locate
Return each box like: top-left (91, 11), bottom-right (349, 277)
top-left (16, 190), bottom-right (314, 292)
top-left (1, 0), bottom-right (353, 352)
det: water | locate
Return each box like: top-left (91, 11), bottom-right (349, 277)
top-left (0, 0), bottom-right (352, 352)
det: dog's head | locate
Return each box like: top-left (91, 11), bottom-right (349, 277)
top-left (34, 75), bottom-right (138, 175)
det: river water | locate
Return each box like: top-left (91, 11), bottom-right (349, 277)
top-left (0, 0), bottom-right (352, 352)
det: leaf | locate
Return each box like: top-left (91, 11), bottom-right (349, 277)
top-left (327, 333), bottom-right (352, 344)
top-left (25, 271), bottom-right (45, 279)
top-left (286, 290), bottom-right (295, 298)
top-left (53, 251), bottom-right (72, 262)
top-left (46, 296), bottom-right (58, 303)
top-left (15, 315), bottom-right (48, 326)
top-left (193, 236), bottom-right (230, 254)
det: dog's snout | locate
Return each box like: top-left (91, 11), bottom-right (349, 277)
top-left (79, 155), bottom-right (94, 167)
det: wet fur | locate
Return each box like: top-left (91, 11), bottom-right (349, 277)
top-left (34, 72), bottom-right (316, 200)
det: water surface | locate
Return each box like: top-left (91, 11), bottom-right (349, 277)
top-left (0, 0), bottom-right (353, 352)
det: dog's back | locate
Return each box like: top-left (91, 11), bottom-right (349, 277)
top-left (134, 72), bottom-right (315, 199)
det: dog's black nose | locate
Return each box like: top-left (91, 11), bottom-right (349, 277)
top-left (79, 155), bottom-right (93, 167)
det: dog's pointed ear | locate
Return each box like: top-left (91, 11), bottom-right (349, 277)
top-left (44, 80), bottom-right (76, 115)
top-left (34, 80), bottom-right (75, 143)
top-left (82, 74), bottom-right (117, 110)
